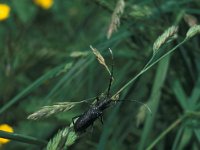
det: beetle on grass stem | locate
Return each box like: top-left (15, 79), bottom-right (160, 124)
top-left (72, 49), bottom-right (114, 133)
top-left (72, 49), bottom-right (151, 133)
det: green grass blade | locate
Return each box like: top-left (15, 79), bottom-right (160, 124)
top-left (189, 75), bottom-right (200, 108)
top-left (170, 78), bottom-right (188, 110)
top-left (194, 129), bottom-right (200, 143)
top-left (97, 104), bottom-right (121, 150)
top-left (138, 55), bottom-right (170, 150)
top-left (0, 130), bottom-right (47, 146)
top-left (45, 57), bottom-right (92, 102)
top-left (146, 116), bottom-right (185, 150)
top-left (172, 126), bottom-right (184, 150)
top-left (176, 127), bottom-right (192, 150)
top-left (0, 64), bottom-right (65, 114)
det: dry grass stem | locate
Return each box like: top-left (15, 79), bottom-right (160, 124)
top-left (107, 0), bottom-right (125, 39)
top-left (90, 45), bottom-right (111, 75)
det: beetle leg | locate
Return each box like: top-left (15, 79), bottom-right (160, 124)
top-left (91, 123), bottom-right (94, 132)
top-left (98, 113), bottom-right (103, 124)
top-left (100, 115), bottom-right (104, 124)
top-left (95, 97), bottom-right (100, 106)
top-left (72, 115), bottom-right (82, 125)
top-left (96, 97), bottom-right (99, 102)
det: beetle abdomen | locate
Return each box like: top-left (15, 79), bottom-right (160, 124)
top-left (74, 108), bottom-right (102, 132)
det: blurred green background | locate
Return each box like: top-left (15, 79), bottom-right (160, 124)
top-left (0, 0), bottom-right (200, 150)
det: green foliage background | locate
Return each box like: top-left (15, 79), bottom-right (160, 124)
top-left (0, 0), bottom-right (200, 150)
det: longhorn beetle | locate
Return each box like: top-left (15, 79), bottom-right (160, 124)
top-left (72, 49), bottom-right (114, 133)
top-left (72, 49), bottom-right (150, 133)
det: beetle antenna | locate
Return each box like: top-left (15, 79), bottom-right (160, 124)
top-left (107, 48), bottom-right (114, 97)
top-left (113, 99), bottom-right (152, 114)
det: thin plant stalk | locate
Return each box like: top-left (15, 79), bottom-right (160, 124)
top-left (112, 38), bottom-right (187, 98)
top-left (146, 115), bottom-right (185, 150)
top-left (0, 131), bottom-right (47, 146)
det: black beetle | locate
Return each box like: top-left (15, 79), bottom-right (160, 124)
top-left (72, 49), bottom-right (114, 133)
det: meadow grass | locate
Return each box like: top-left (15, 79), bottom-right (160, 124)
top-left (0, 0), bottom-right (200, 150)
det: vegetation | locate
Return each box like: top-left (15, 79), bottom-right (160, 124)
top-left (0, 0), bottom-right (200, 150)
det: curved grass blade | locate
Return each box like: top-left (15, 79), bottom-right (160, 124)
top-left (138, 56), bottom-right (170, 150)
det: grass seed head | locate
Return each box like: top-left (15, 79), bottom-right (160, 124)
top-left (107, 0), bottom-right (125, 39)
top-left (90, 45), bottom-right (111, 75)
top-left (186, 25), bottom-right (200, 39)
top-left (27, 102), bottom-right (77, 120)
top-left (153, 26), bottom-right (179, 54)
